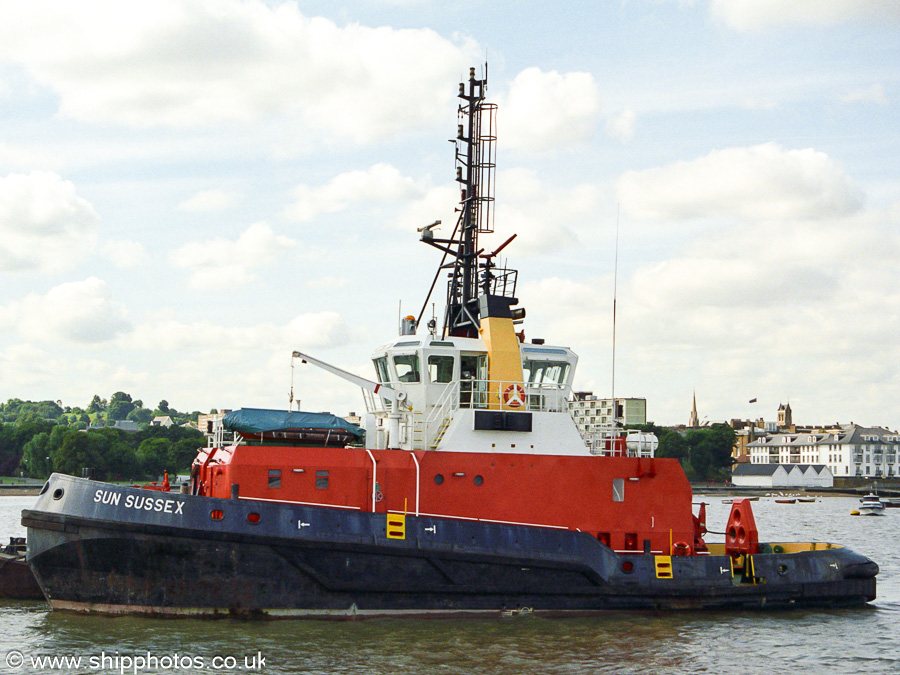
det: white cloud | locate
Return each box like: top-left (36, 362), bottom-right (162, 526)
top-left (518, 276), bottom-right (611, 348)
top-left (498, 68), bottom-right (601, 151)
top-left (391, 183), bottom-right (459, 235)
top-left (605, 109), bottom-right (637, 142)
top-left (0, 144), bottom-right (62, 172)
top-left (708, 0), bottom-right (900, 31)
top-left (125, 311), bottom-right (352, 353)
top-left (306, 276), bottom-right (349, 289)
top-left (546, 210), bottom-right (900, 425)
top-left (101, 240), bottom-right (145, 268)
top-left (0, 0), bottom-right (478, 142)
top-left (179, 189), bottom-right (236, 212)
top-left (618, 143), bottom-right (864, 221)
top-left (168, 221), bottom-right (297, 289)
top-left (1, 277), bottom-right (131, 343)
top-left (495, 168), bottom-right (601, 253)
top-left (283, 163), bottom-right (424, 222)
top-left (0, 170), bottom-right (99, 272)
top-left (842, 84), bottom-right (888, 105)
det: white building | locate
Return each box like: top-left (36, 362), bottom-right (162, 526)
top-left (745, 424), bottom-right (900, 479)
top-left (568, 393), bottom-right (647, 432)
top-left (732, 463), bottom-right (833, 488)
top-left (197, 410), bottom-right (231, 435)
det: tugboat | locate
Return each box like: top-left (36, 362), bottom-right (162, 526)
top-left (22, 67), bottom-right (877, 617)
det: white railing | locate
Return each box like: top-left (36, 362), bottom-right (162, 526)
top-left (584, 426), bottom-right (627, 456)
top-left (363, 378), bottom-right (570, 450)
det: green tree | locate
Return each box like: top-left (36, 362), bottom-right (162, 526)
top-left (137, 438), bottom-right (171, 478)
top-left (87, 395), bottom-right (107, 414)
top-left (0, 419), bottom-right (56, 475)
top-left (22, 432), bottom-right (54, 477)
top-left (108, 392), bottom-right (136, 421)
top-left (52, 431), bottom-right (105, 478)
top-left (103, 437), bottom-right (141, 481)
top-left (170, 438), bottom-right (202, 473)
top-left (127, 407), bottom-right (154, 425)
top-left (685, 423), bottom-right (736, 481)
top-left (0, 424), bottom-right (23, 475)
top-left (658, 430), bottom-right (689, 462)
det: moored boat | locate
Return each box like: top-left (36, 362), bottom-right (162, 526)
top-left (22, 66), bottom-right (878, 617)
top-left (0, 537), bottom-right (43, 600)
top-left (858, 493), bottom-right (885, 516)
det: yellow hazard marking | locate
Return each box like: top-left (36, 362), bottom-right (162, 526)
top-left (655, 555), bottom-right (673, 579)
top-left (387, 513), bottom-right (406, 539)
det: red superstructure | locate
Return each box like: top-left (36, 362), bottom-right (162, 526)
top-left (194, 444), bottom-right (703, 555)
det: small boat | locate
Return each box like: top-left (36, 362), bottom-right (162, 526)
top-left (858, 494), bottom-right (885, 516)
top-left (798, 498), bottom-right (817, 503)
top-left (0, 537), bottom-right (43, 600)
top-left (775, 499), bottom-right (797, 504)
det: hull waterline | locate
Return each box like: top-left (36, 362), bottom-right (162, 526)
top-left (23, 476), bottom-right (877, 618)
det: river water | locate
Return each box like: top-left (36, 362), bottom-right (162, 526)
top-left (2, 493), bottom-right (898, 674)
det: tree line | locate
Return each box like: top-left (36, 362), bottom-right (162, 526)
top-left (626, 422), bottom-right (737, 481)
top-left (0, 395), bottom-right (207, 481)
top-left (1, 393), bottom-right (201, 429)
top-left (0, 396), bottom-right (738, 484)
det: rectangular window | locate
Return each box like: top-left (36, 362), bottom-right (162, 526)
top-left (373, 357), bottom-right (390, 384)
top-left (393, 353), bottom-right (420, 382)
top-left (427, 354), bottom-right (455, 383)
top-left (268, 469), bottom-right (281, 488)
top-left (522, 359), bottom-right (571, 386)
top-left (316, 470), bottom-right (329, 489)
top-left (613, 478), bottom-right (625, 502)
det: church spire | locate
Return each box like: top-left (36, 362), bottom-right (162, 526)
top-left (689, 391), bottom-right (700, 428)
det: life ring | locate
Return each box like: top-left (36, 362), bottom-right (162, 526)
top-left (672, 541), bottom-right (691, 556)
top-left (503, 383), bottom-right (525, 408)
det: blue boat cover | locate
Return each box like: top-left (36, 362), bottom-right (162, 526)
top-left (223, 408), bottom-right (364, 440)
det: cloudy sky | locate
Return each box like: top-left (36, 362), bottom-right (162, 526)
top-left (1, 0), bottom-right (898, 429)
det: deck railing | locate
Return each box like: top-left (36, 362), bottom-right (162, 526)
top-left (363, 378), bottom-right (570, 450)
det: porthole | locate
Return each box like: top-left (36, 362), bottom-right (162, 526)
top-left (210, 509), bottom-right (225, 521)
top-left (434, 474), bottom-right (444, 485)
top-left (621, 561), bottom-right (634, 574)
top-left (474, 475), bottom-right (484, 486)
top-left (52, 488), bottom-right (64, 500)
top-left (247, 512), bottom-right (260, 524)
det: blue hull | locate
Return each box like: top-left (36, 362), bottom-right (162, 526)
top-left (22, 475), bottom-right (877, 617)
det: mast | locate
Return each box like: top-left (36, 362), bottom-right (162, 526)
top-left (420, 65), bottom-right (513, 338)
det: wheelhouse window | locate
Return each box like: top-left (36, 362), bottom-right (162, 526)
top-left (373, 357), bottom-right (390, 384)
top-left (522, 359), bottom-right (570, 386)
top-left (427, 355), bottom-right (454, 383)
top-left (268, 469), bottom-right (281, 488)
top-left (393, 353), bottom-right (420, 382)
